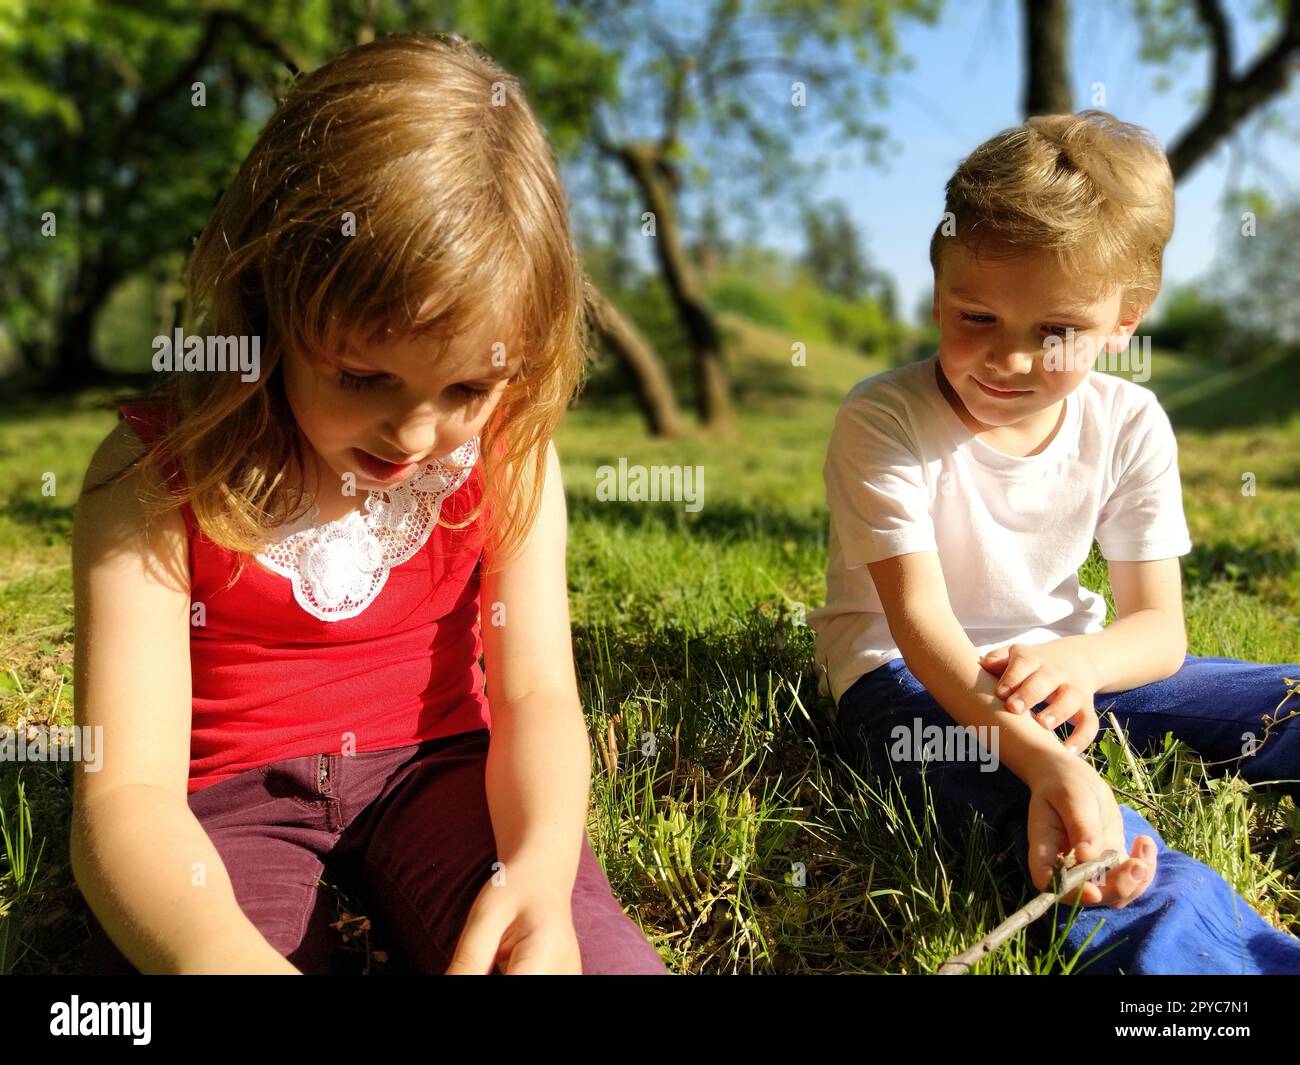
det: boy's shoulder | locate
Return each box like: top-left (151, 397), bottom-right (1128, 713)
top-left (831, 359), bottom-right (1175, 445)
top-left (836, 355), bottom-right (941, 431)
top-left (1076, 369), bottom-right (1173, 434)
top-left (842, 353), bottom-right (936, 403)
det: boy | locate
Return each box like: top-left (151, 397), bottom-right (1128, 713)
top-left (810, 111), bottom-right (1299, 974)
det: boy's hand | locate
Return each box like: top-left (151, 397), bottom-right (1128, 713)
top-left (1026, 755), bottom-right (1157, 907)
top-left (980, 640), bottom-right (1100, 753)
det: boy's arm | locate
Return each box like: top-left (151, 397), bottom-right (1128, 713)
top-left (867, 551), bottom-right (1090, 785)
top-left (983, 557), bottom-right (1187, 711)
top-left (1066, 391), bottom-right (1189, 694)
top-left (869, 550), bottom-right (1158, 904)
top-left (1089, 558), bottom-right (1186, 691)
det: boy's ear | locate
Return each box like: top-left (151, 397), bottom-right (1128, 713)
top-left (1107, 298), bottom-right (1149, 352)
top-left (930, 284), bottom-right (940, 324)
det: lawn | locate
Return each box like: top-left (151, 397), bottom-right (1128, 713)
top-left (1, 315), bottom-right (1297, 973)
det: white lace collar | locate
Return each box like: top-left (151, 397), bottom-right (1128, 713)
top-left (254, 437), bottom-right (479, 622)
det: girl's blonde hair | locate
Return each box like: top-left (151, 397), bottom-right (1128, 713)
top-left (928, 110), bottom-right (1175, 317)
top-left (103, 31), bottom-right (588, 583)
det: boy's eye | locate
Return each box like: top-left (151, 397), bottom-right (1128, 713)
top-left (958, 312), bottom-right (994, 324)
top-left (337, 370), bottom-right (388, 392)
top-left (1043, 325), bottom-right (1071, 337)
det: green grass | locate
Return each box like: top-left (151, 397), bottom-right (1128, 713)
top-left (2, 319), bottom-right (1297, 973)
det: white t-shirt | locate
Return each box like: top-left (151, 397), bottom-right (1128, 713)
top-left (809, 353), bottom-right (1193, 705)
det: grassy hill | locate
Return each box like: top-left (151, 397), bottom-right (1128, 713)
top-left (1, 317), bottom-right (1297, 973)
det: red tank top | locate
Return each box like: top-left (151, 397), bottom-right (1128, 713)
top-left (118, 401), bottom-right (492, 794)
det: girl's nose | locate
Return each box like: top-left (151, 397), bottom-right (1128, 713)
top-left (379, 409), bottom-right (442, 461)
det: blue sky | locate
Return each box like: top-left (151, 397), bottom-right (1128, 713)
top-left (720, 0), bottom-right (1300, 320)
top-left (156, 5), bottom-right (1300, 330)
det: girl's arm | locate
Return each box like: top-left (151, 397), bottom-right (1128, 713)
top-left (478, 440), bottom-right (589, 897)
top-left (70, 420), bottom-right (296, 974)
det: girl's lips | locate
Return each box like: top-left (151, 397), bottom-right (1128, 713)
top-left (353, 448), bottom-right (420, 482)
top-left (974, 377), bottom-right (1032, 399)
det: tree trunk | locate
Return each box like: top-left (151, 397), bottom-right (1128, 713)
top-left (618, 143), bottom-right (735, 431)
top-left (585, 284), bottom-right (687, 438)
top-left (48, 257), bottom-right (115, 392)
top-left (1022, 0), bottom-right (1073, 116)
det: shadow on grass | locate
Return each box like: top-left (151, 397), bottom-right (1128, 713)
top-left (565, 492), bottom-right (827, 545)
top-left (1183, 538), bottom-right (1300, 593)
top-left (2, 494), bottom-right (77, 541)
top-left (1164, 349), bottom-right (1300, 433)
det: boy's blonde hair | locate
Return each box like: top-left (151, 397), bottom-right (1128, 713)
top-left (104, 32), bottom-right (588, 579)
top-left (928, 110), bottom-right (1174, 318)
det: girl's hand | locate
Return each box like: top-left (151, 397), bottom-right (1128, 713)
top-left (445, 860), bottom-right (581, 975)
top-left (980, 639), bottom-right (1101, 753)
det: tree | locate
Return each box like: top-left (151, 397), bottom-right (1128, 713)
top-left (1020, 0), bottom-right (1300, 181)
top-left (0, 1), bottom-right (311, 389)
top-left (1022, 0), bottom-right (1073, 116)
top-left (801, 200), bottom-right (871, 301)
top-left (579, 0), bottom-right (944, 431)
top-left (1211, 197), bottom-right (1300, 351)
top-left (0, 0), bottom-right (630, 400)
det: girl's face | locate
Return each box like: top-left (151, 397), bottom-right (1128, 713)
top-left (931, 242), bottom-right (1138, 431)
top-left (281, 316), bottom-right (514, 492)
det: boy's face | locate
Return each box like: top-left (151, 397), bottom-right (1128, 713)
top-left (930, 242), bottom-right (1141, 430)
top-left (281, 313), bottom-right (515, 491)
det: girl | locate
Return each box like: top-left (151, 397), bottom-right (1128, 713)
top-left (70, 32), bottom-right (666, 975)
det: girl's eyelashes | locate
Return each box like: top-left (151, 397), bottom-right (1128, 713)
top-left (450, 382), bottom-right (494, 400)
top-left (335, 370), bottom-right (495, 401)
top-left (335, 371), bottom-right (384, 392)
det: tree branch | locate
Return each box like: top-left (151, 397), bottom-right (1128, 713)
top-left (1194, 0), bottom-right (1234, 99)
top-left (1168, 0), bottom-right (1300, 180)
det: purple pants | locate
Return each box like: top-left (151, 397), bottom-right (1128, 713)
top-left (83, 728), bottom-right (667, 975)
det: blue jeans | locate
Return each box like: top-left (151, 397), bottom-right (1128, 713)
top-left (837, 654), bottom-right (1300, 974)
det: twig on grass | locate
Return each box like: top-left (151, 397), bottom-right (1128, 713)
top-left (936, 848), bottom-right (1123, 974)
top-left (1104, 707), bottom-right (1154, 800)
top-left (1197, 678), bottom-right (1300, 770)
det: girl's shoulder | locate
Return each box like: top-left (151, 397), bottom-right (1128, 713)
top-left (111, 397), bottom-right (196, 536)
top-left (118, 397), bottom-right (180, 450)
top-left (76, 407), bottom-right (192, 586)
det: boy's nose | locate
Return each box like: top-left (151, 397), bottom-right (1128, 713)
top-left (985, 348), bottom-right (1035, 376)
